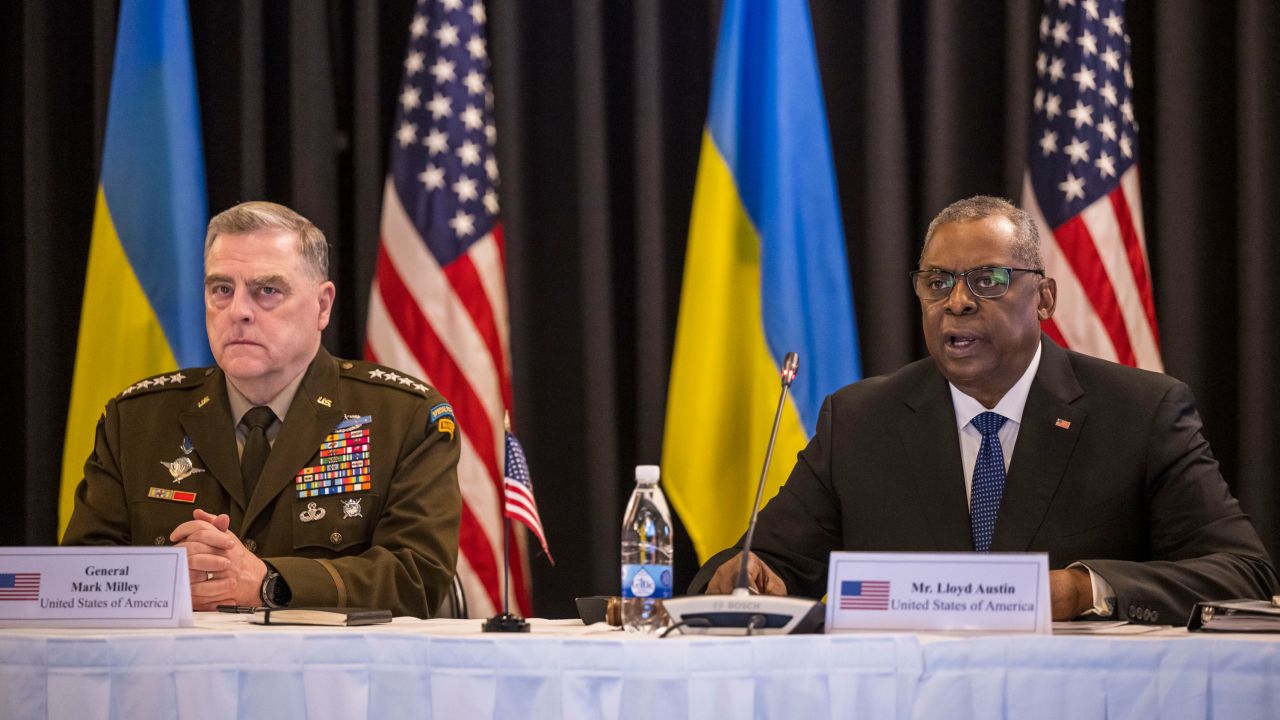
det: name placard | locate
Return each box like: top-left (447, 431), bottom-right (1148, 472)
top-left (0, 547), bottom-right (193, 628)
top-left (824, 551), bottom-right (1051, 633)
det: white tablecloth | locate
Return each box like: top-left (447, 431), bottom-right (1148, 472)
top-left (1, 616), bottom-right (1277, 719)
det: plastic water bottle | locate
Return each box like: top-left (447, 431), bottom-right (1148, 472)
top-left (620, 464), bottom-right (673, 634)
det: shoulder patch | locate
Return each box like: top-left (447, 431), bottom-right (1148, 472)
top-left (116, 368), bottom-right (206, 400)
top-left (430, 402), bottom-right (456, 440)
top-left (340, 359), bottom-right (436, 398)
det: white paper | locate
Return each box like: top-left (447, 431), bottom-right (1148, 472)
top-left (1052, 621), bottom-right (1165, 635)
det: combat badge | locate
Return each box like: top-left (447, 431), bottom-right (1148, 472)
top-left (342, 497), bottom-right (363, 519)
top-left (430, 403), bottom-right (456, 440)
top-left (336, 414), bottom-right (371, 432)
top-left (160, 455), bottom-right (205, 483)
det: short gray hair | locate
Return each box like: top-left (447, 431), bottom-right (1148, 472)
top-left (920, 195), bottom-right (1042, 270)
top-left (204, 201), bottom-right (329, 281)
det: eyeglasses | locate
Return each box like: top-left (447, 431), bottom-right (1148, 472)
top-left (909, 266), bottom-right (1044, 300)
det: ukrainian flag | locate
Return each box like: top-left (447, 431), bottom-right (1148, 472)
top-left (59, 0), bottom-right (211, 535)
top-left (663, 0), bottom-right (860, 563)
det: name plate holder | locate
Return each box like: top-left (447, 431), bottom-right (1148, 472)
top-left (0, 547), bottom-right (193, 628)
top-left (825, 551), bottom-right (1051, 634)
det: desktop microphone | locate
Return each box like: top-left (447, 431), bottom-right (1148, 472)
top-left (662, 352), bottom-right (825, 636)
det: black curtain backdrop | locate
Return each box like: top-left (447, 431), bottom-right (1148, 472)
top-left (4, 1), bottom-right (1278, 619)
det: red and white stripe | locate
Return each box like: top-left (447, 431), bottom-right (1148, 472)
top-left (1025, 168), bottom-right (1163, 372)
top-left (366, 179), bottom-right (530, 617)
top-left (503, 479), bottom-right (545, 548)
top-left (0, 573), bottom-right (41, 601)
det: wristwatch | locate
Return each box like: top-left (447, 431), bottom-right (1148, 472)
top-left (260, 566), bottom-right (292, 608)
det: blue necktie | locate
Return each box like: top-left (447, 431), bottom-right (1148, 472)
top-left (970, 411), bottom-right (1008, 552)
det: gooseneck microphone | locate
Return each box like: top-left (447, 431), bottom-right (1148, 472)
top-left (734, 351), bottom-right (798, 592)
top-left (662, 351), bottom-right (825, 635)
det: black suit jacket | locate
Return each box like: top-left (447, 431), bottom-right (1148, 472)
top-left (690, 337), bottom-right (1277, 624)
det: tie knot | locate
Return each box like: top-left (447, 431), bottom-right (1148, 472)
top-left (972, 411), bottom-right (1007, 437)
top-left (242, 406), bottom-right (277, 431)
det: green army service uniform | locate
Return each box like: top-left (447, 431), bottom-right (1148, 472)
top-left (63, 348), bottom-right (461, 618)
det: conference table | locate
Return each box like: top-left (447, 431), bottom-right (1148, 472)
top-left (1, 614), bottom-right (1277, 719)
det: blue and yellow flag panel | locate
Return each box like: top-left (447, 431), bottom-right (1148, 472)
top-left (59, 0), bottom-right (210, 534)
top-left (664, 0), bottom-right (861, 562)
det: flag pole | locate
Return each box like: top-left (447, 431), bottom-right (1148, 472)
top-left (484, 412), bottom-right (528, 632)
top-left (502, 501), bottom-right (511, 615)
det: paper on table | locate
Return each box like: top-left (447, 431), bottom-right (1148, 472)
top-left (1052, 621), bottom-right (1167, 635)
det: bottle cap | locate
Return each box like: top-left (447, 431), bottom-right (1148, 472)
top-left (635, 465), bottom-right (660, 484)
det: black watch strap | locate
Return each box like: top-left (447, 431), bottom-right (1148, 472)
top-left (260, 566), bottom-right (292, 608)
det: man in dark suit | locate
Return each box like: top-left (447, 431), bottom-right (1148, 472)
top-left (64, 201), bottom-right (461, 617)
top-left (693, 196), bottom-right (1277, 623)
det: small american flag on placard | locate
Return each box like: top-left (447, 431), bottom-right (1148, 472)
top-left (1023, 0), bottom-right (1162, 371)
top-left (0, 572), bottom-right (41, 601)
top-left (840, 580), bottom-right (890, 610)
top-left (504, 430), bottom-right (552, 563)
top-left (366, 0), bottom-right (530, 617)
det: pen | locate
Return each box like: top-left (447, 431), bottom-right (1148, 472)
top-left (216, 605), bottom-right (262, 614)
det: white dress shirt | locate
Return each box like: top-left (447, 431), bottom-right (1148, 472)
top-left (950, 343), bottom-right (1042, 508)
top-left (946, 342), bottom-right (1113, 616)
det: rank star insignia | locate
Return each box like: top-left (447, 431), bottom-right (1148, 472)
top-left (160, 456), bottom-right (206, 483)
top-left (342, 497), bottom-right (363, 519)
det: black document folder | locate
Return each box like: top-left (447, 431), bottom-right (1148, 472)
top-left (1187, 599), bottom-right (1280, 633)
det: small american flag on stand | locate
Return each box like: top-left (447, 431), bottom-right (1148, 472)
top-left (0, 572), bottom-right (41, 601)
top-left (504, 419), bottom-right (552, 563)
top-left (366, 0), bottom-right (531, 617)
top-left (1022, 0), bottom-right (1162, 371)
top-left (839, 580), bottom-right (890, 611)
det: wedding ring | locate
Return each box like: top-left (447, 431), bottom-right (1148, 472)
top-left (206, 571), bottom-right (215, 582)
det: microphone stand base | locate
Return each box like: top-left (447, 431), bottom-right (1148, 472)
top-left (663, 595), bottom-right (824, 635)
top-left (482, 613), bottom-right (530, 633)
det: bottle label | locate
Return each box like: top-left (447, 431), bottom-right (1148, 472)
top-left (621, 563), bottom-right (673, 599)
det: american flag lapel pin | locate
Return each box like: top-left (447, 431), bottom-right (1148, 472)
top-left (1054, 418), bottom-right (1071, 430)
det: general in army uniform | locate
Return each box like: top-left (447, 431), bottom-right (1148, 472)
top-left (64, 201), bottom-right (461, 618)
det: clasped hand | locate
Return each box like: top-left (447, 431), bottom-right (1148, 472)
top-left (170, 508), bottom-right (266, 610)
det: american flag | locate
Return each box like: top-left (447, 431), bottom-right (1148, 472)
top-left (0, 572), bottom-right (41, 601)
top-left (504, 429), bottom-right (552, 563)
top-left (366, 0), bottom-right (530, 617)
top-left (839, 580), bottom-right (891, 611)
top-left (1023, 0), bottom-right (1162, 371)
